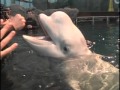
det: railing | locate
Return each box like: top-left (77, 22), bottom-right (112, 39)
top-left (76, 16), bottom-right (119, 25)
top-left (75, 12), bottom-right (119, 25)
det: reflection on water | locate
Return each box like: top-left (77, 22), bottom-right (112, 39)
top-left (1, 22), bottom-right (119, 90)
top-left (78, 22), bottom-right (119, 68)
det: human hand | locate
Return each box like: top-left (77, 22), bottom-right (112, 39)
top-left (7, 14), bottom-right (26, 30)
top-left (0, 23), bottom-right (18, 58)
top-left (0, 19), bottom-right (10, 25)
top-left (0, 14), bottom-right (26, 58)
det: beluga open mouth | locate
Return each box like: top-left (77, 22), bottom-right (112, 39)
top-left (39, 19), bottom-right (52, 41)
top-left (22, 11), bottom-right (119, 90)
top-left (23, 11), bottom-right (92, 58)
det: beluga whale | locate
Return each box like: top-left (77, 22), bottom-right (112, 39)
top-left (23, 11), bottom-right (92, 58)
top-left (23, 11), bottom-right (119, 90)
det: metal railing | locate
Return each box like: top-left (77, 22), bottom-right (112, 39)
top-left (76, 16), bottom-right (119, 25)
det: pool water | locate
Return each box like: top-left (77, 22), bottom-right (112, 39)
top-left (2, 22), bottom-right (119, 68)
top-left (78, 22), bottom-right (119, 68)
top-left (1, 22), bottom-right (119, 90)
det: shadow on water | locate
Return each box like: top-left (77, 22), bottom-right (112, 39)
top-left (1, 22), bottom-right (119, 90)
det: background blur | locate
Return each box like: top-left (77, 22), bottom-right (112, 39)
top-left (0, 0), bottom-right (119, 11)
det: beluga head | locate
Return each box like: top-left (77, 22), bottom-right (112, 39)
top-left (23, 11), bottom-right (92, 58)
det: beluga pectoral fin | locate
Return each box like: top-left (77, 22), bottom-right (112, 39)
top-left (23, 11), bottom-right (92, 58)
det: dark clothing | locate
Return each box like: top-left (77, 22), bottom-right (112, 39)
top-left (26, 18), bottom-right (38, 29)
top-left (23, 18), bottom-right (39, 35)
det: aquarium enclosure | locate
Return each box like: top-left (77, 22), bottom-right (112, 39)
top-left (0, 0), bottom-right (119, 67)
top-left (0, 0), bottom-right (119, 11)
top-left (1, 0), bottom-right (119, 90)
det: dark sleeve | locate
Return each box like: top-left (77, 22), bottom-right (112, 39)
top-left (26, 18), bottom-right (39, 29)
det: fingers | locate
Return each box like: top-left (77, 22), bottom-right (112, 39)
top-left (9, 14), bottom-right (26, 30)
top-left (0, 19), bottom-right (10, 25)
top-left (0, 19), bottom-right (4, 24)
top-left (15, 14), bottom-right (26, 23)
top-left (1, 31), bottom-right (16, 49)
top-left (0, 14), bottom-right (25, 58)
top-left (0, 23), bottom-right (13, 39)
top-left (1, 43), bottom-right (18, 58)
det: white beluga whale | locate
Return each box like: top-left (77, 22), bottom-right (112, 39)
top-left (23, 11), bottom-right (92, 58)
top-left (23, 11), bottom-right (119, 90)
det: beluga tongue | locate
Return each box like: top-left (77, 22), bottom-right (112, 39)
top-left (23, 11), bottom-right (92, 58)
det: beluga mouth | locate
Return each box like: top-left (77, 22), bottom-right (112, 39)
top-left (23, 11), bottom-right (92, 58)
top-left (38, 19), bottom-right (52, 41)
top-left (21, 11), bottom-right (119, 90)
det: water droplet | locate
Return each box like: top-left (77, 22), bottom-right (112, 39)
top-left (38, 85), bottom-right (42, 88)
top-left (102, 38), bottom-right (105, 40)
top-left (22, 74), bottom-right (26, 77)
top-left (45, 82), bottom-right (54, 88)
top-left (110, 60), bottom-right (115, 64)
top-left (93, 42), bottom-right (96, 44)
top-left (116, 50), bottom-right (119, 53)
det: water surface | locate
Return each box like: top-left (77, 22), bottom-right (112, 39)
top-left (78, 22), bottom-right (119, 68)
top-left (1, 22), bottom-right (119, 90)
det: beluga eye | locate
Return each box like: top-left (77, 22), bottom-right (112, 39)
top-left (63, 46), bottom-right (69, 53)
top-left (60, 41), bottom-right (70, 54)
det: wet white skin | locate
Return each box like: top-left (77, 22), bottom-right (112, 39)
top-left (23, 11), bottom-right (92, 58)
